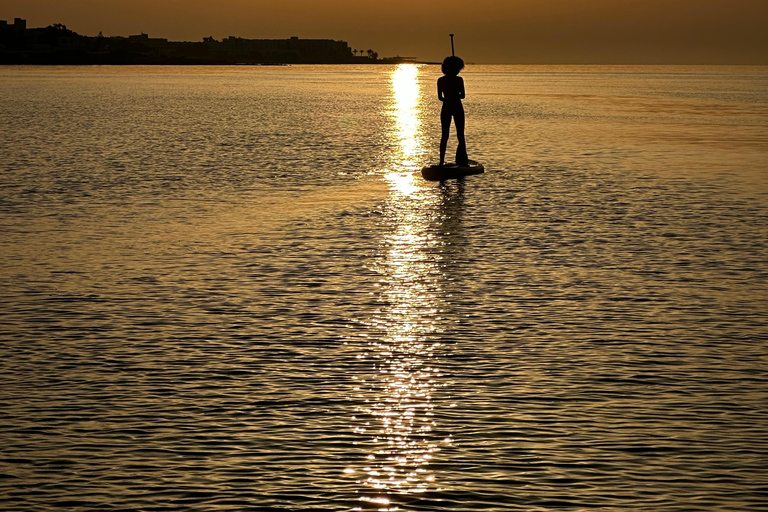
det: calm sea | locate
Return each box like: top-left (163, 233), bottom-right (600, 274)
top-left (1, 64), bottom-right (767, 511)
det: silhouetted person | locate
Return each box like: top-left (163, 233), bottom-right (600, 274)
top-left (437, 56), bottom-right (468, 167)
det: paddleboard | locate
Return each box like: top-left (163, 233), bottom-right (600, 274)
top-left (421, 160), bottom-right (485, 181)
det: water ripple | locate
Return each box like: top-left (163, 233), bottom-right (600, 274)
top-left (1, 65), bottom-right (767, 511)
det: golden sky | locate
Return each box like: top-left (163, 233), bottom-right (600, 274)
top-left (4, 0), bottom-right (767, 63)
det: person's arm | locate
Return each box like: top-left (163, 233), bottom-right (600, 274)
top-left (459, 77), bottom-right (466, 100)
top-left (437, 78), bottom-right (445, 102)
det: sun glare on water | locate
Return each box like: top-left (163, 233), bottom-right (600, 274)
top-left (385, 64), bottom-right (426, 196)
top-left (347, 64), bottom-right (451, 509)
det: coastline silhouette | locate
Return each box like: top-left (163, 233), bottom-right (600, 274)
top-left (0, 18), bottom-right (414, 65)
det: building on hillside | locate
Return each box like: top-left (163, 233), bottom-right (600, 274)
top-left (0, 18), bottom-right (26, 31)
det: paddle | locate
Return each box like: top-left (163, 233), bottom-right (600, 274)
top-left (450, 33), bottom-right (455, 57)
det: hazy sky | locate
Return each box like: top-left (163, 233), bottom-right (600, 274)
top-left (4, 0), bottom-right (767, 63)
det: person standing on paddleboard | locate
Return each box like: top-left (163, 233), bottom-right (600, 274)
top-left (437, 55), bottom-right (468, 167)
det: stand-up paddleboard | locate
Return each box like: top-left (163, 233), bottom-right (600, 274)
top-left (421, 160), bottom-right (485, 181)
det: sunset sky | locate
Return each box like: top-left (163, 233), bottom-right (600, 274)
top-left (4, 0), bottom-right (767, 63)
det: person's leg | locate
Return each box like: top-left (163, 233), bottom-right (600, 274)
top-left (454, 105), bottom-right (468, 165)
top-left (440, 106), bottom-right (452, 166)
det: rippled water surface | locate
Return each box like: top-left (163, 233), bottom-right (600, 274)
top-left (1, 65), bottom-right (767, 511)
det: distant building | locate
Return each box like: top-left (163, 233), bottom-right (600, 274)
top-left (127, 33), bottom-right (169, 45)
top-left (0, 18), bottom-right (26, 31)
top-left (125, 33), bottom-right (173, 54)
top-left (218, 36), bottom-right (353, 63)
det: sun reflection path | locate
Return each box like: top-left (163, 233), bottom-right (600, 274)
top-left (387, 64), bottom-right (427, 172)
top-left (347, 64), bottom-right (452, 511)
top-left (350, 193), bottom-right (450, 510)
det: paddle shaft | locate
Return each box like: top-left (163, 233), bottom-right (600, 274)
top-left (449, 34), bottom-right (455, 56)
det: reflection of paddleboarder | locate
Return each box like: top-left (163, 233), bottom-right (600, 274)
top-left (438, 35), bottom-right (468, 167)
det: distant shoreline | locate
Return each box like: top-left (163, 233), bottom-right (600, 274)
top-left (1, 18), bottom-right (418, 66)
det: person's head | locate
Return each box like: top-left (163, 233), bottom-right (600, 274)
top-left (441, 56), bottom-right (465, 76)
